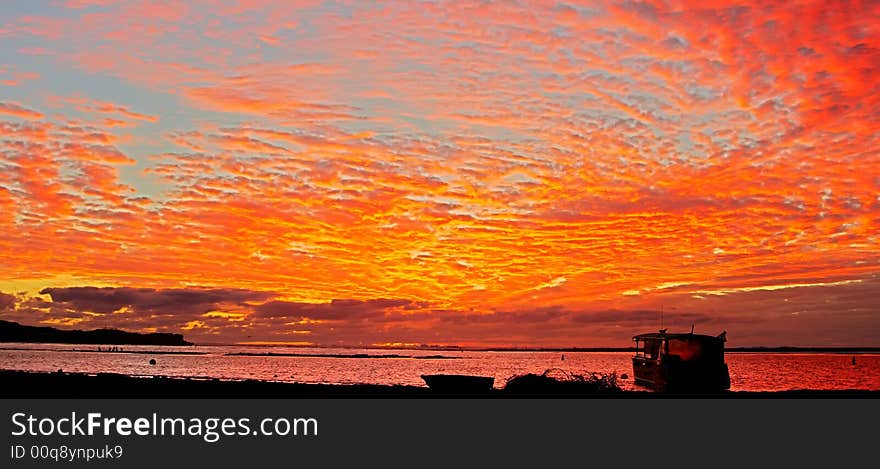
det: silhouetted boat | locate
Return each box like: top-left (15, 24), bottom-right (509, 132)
top-left (420, 374), bottom-right (494, 392)
top-left (632, 329), bottom-right (731, 392)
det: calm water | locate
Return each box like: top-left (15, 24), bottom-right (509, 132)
top-left (2, 343), bottom-right (878, 391)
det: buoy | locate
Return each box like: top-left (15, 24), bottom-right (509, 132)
top-left (149, 358), bottom-right (157, 365)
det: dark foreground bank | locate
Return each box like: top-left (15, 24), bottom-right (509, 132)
top-left (2, 370), bottom-right (878, 398)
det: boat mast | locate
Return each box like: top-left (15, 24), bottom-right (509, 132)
top-left (660, 304), bottom-right (663, 330)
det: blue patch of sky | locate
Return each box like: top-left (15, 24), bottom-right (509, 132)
top-left (0, 1), bottom-right (77, 21)
top-left (1, 50), bottom-right (252, 201)
top-left (686, 84), bottom-right (720, 102)
top-left (561, 3), bottom-right (606, 19)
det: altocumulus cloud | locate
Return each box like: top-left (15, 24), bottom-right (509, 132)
top-left (254, 298), bottom-right (427, 320)
top-left (39, 286), bottom-right (277, 316)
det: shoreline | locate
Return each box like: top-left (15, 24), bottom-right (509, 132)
top-left (3, 340), bottom-right (880, 354)
top-left (0, 346), bottom-right (206, 355)
top-left (2, 369), bottom-right (877, 398)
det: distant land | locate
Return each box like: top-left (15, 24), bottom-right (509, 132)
top-left (0, 320), bottom-right (192, 346)
top-left (1, 320), bottom-right (876, 352)
top-left (225, 351), bottom-right (460, 359)
top-left (476, 346), bottom-right (880, 353)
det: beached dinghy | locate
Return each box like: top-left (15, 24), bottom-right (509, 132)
top-left (420, 374), bottom-right (494, 392)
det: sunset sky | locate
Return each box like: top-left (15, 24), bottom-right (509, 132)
top-left (0, 0), bottom-right (878, 347)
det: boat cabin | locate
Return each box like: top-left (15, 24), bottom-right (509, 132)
top-left (632, 329), bottom-right (730, 391)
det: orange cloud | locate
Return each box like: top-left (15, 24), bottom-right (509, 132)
top-left (0, 0), bottom-right (877, 346)
top-left (0, 102), bottom-right (43, 120)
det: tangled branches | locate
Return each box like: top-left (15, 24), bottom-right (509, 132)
top-left (503, 368), bottom-right (621, 395)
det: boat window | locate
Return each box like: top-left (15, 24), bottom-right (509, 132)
top-left (667, 338), bottom-right (703, 361)
top-left (640, 339), bottom-right (661, 359)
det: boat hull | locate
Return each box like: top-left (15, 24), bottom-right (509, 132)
top-left (632, 357), bottom-right (730, 392)
top-left (420, 374), bottom-right (494, 393)
top-left (632, 356), bottom-right (667, 389)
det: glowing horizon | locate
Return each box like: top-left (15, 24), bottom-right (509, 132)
top-left (1, 1), bottom-right (878, 347)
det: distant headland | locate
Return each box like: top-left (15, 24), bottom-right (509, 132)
top-left (0, 320), bottom-right (192, 346)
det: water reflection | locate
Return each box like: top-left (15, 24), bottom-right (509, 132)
top-left (1, 343), bottom-right (877, 391)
